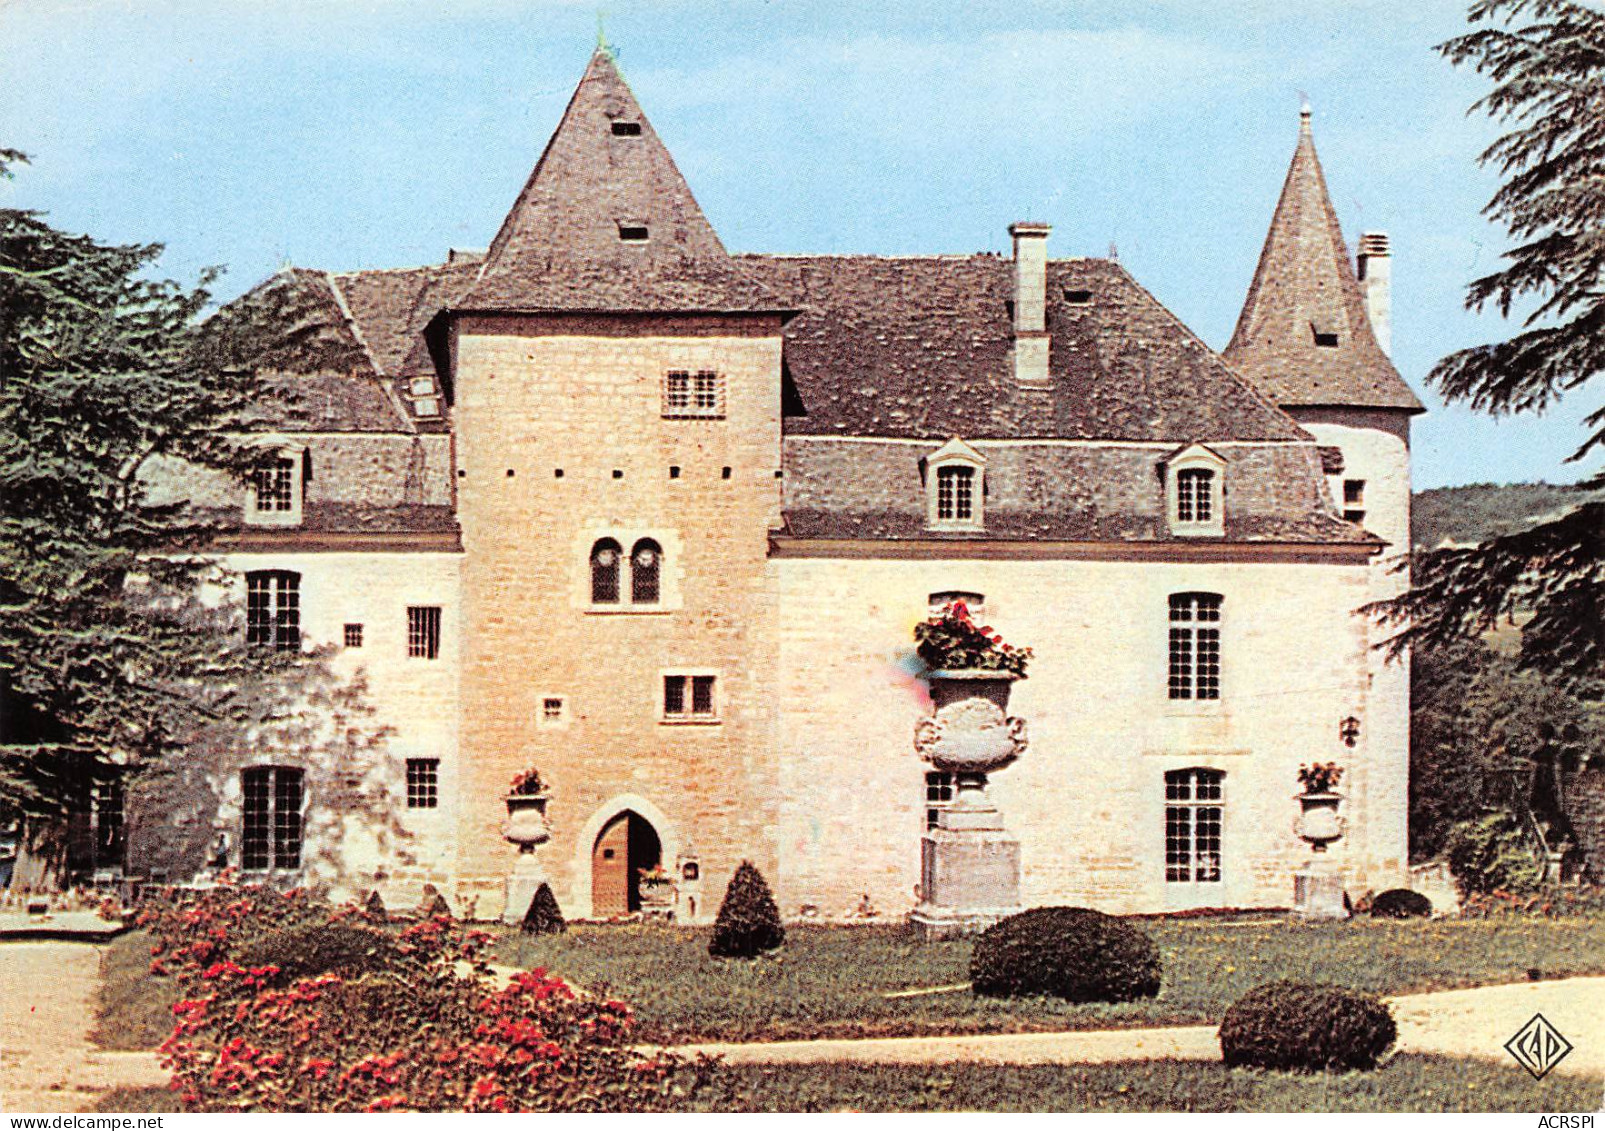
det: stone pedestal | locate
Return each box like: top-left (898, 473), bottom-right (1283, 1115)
top-left (501, 793), bottom-right (551, 925)
top-left (1293, 863), bottom-right (1348, 920)
top-left (503, 853), bottom-right (547, 926)
top-left (909, 778), bottom-right (1022, 939)
top-left (1292, 791), bottom-right (1349, 920)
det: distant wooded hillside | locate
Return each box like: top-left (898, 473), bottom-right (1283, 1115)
top-left (1412, 481), bottom-right (1604, 550)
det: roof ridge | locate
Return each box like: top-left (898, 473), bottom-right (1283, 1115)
top-left (324, 271), bottom-right (417, 432)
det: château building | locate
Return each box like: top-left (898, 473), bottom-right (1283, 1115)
top-left (129, 47), bottom-right (1421, 922)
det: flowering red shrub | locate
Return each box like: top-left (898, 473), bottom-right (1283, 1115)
top-left (144, 886), bottom-right (716, 1111)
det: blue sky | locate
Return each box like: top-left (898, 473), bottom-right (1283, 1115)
top-left (3, 0), bottom-right (1598, 489)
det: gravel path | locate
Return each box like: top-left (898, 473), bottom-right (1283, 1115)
top-left (0, 942), bottom-right (165, 1113)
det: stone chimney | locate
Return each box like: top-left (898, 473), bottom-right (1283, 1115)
top-left (1009, 222), bottom-right (1052, 387)
top-left (1357, 231), bottom-right (1391, 356)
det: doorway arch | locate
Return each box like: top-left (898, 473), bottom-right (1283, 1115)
top-left (573, 794), bottom-right (678, 919)
top-left (591, 811), bottom-right (662, 916)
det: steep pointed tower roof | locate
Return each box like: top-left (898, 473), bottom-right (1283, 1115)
top-left (458, 48), bottom-right (780, 313)
top-left (1223, 107), bottom-right (1421, 411)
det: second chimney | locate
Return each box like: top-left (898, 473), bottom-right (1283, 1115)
top-left (1357, 231), bottom-right (1392, 357)
top-left (1010, 221), bottom-right (1052, 386)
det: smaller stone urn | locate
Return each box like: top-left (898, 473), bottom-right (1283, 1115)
top-left (1293, 789), bottom-right (1348, 920)
top-left (501, 792), bottom-right (551, 925)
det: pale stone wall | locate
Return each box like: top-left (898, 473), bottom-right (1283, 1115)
top-left (449, 317), bottom-right (784, 922)
top-left (193, 550), bottom-right (461, 905)
top-left (1291, 407), bottom-right (1412, 888)
top-left (774, 553), bottom-right (1397, 918)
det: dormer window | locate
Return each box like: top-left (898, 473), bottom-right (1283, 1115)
top-left (1176, 469), bottom-right (1214, 524)
top-left (1164, 444), bottom-right (1225, 538)
top-left (611, 121), bottom-right (642, 136)
top-left (925, 437), bottom-right (986, 531)
top-left (618, 222), bottom-right (649, 242)
top-left (246, 446), bottom-right (305, 527)
top-left (937, 467), bottom-right (974, 522)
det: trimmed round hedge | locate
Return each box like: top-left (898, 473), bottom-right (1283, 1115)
top-left (1370, 888), bottom-right (1433, 919)
top-left (1219, 981), bottom-right (1397, 1072)
top-left (235, 923), bottom-right (397, 983)
top-left (969, 906), bottom-right (1162, 1002)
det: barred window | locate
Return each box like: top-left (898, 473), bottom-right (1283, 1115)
top-left (1168, 593), bottom-right (1222, 700)
top-left (343, 623), bottom-right (364, 648)
top-left (936, 466), bottom-right (975, 522)
top-left (663, 674), bottom-right (717, 721)
top-left (242, 766), bottom-right (303, 872)
top-left (925, 770), bottom-right (955, 831)
top-left (1176, 469), bottom-right (1214, 523)
top-left (590, 538), bottom-right (621, 604)
top-left (406, 759), bottom-right (439, 809)
top-left (251, 457), bottom-right (296, 513)
top-left (631, 539), bottom-right (662, 605)
top-left (1343, 479), bottom-right (1367, 524)
top-left (407, 606), bottom-right (442, 659)
top-left (662, 369), bottom-right (724, 418)
top-left (1165, 768), bottom-right (1224, 883)
top-left (246, 571), bottom-right (300, 651)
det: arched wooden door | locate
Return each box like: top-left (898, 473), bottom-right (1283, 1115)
top-left (590, 811), bottom-right (662, 916)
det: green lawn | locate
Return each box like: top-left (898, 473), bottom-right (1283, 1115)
top-left (90, 1055), bottom-right (1598, 1114)
top-left (98, 912), bottom-right (1605, 1050)
top-left (485, 915), bottom-right (1605, 1044)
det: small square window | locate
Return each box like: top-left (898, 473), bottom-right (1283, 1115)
top-left (407, 606), bottom-right (442, 659)
top-left (618, 222), bottom-right (650, 242)
top-left (343, 623), bottom-right (364, 648)
top-left (1064, 289), bottom-right (1093, 305)
top-left (663, 370), bottom-right (724, 418)
top-left (538, 695), bottom-right (568, 729)
top-left (405, 759), bottom-right (439, 809)
top-left (662, 674), bottom-right (718, 722)
top-left (251, 457), bottom-right (296, 513)
top-left (1313, 328), bottom-right (1340, 348)
top-left (611, 121), bottom-right (642, 136)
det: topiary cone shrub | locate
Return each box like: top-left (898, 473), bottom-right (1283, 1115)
top-left (1219, 981), bottom-right (1397, 1072)
top-left (969, 906), bottom-right (1161, 1002)
top-left (520, 882), bottom-right (566, 935)
top-left (1370, 888), bottom-right (1433, 919)
top-left (708, 861), bottom-right (785, 958)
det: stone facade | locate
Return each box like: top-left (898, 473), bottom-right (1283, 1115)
top-left (122, 48), bottom-right (1419, 924)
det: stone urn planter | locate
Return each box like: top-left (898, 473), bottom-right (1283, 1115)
top-left (501, 792), bottom-right (551, 925)
top-left (1294, 791), bottom-right (1346, 853)
top-left (502, 793), bottom-right (551, 851)
top-left (911, 668), bottom-right (1030, 939)
top-left (915, 670), bottom-right (1028, 808)
top-left (1293, 789), bottom-right (1348, 920)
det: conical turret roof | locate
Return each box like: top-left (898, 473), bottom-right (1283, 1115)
top-left (1223, 109), bottom-right (1421, 411)
top-left (458, 48), bottom-right (781, 314)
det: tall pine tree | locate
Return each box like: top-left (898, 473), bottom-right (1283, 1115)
top-left (1377, 0), bottom-right (1605, 689)
top-left (0, 151), bottom-right (356, 882)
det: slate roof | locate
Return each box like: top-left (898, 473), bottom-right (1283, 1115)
top-left (1223, 111), bottom-right (1422, 411)
top-left (781, 438), bottom-right (1375, 546)
top-left (742, 254), bottom-right (1310, 443)
top-left (455, 49), bottom-right (782, 314)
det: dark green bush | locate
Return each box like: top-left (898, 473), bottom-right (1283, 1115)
top-left (969, 906), bottom-right (1161, 1002)
top-left (1370, 888), bottom-right (1432, 919)
top-left (1219, 981), bottom-right (1396, 1072)
top-left (521, 882), bottom-right (566, 935)
top-left (1445, 812), bottom-right (1543, 895)
top-left (709, 861), bottom-right (785, 958)
top-left (234, 923), bottom-right (397, 983)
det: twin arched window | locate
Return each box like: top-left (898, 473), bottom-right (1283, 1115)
top-left (591, 538), bottom-right (662, 606)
